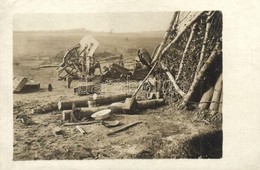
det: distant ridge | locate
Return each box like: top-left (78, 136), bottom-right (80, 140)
top-left (13, 28), bottom-right (165, 35)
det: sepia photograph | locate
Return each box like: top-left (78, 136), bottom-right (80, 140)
top-left (1, 0), bottom-right (260, 169)
top-left (13, 11), bottom-right (222, 160)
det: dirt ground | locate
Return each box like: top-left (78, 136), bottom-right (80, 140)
top-left (13, 65), bottom-right (222, 160)
top-left (13, 31), bottom-right (222, 160)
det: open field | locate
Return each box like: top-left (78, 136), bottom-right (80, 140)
top-left (13, 30), bottom-right (222, 160)
top-left (13, 30), bottom-right (164, 58)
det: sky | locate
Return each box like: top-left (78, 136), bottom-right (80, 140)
top-left (13, 12), bottom-right (174, 32)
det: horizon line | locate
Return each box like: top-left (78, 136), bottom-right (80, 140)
top-left (13, 28), bottom-right (166, 33)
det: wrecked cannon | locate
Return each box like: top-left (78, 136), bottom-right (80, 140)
top-left (57, 34), bottom-right (100, 80)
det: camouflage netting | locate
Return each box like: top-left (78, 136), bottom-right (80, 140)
top-left (161, 11), bottom-right (222, 103)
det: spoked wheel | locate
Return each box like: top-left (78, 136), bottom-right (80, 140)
top-left (57, 44), bottom-right (85, 79)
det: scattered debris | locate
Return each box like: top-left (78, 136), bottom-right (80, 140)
top-left (87, 100), bottom-right (97, 108)
top-left (13, 76), bottom-right (41, 93)
top-left (75, 125), bottom-right (86, 134)
top-left (13, 11), bottom-right (223, 160)
top-left (48, 83), bottom-right (53, 91)
top-left (58, 94), bottom-right (132, 110)
top-left (61, 99), bottom-right (165, 120)
top-left (13, 77), bottom-right (28, 93)
top-left (66, 76), bottom-right (73, 88)
top-left (63, 120), bottom-right (120, 128)
top-left (52, 127), bottom-right (63, 136)
top-left (65, 106), bottom-right (108, 120)
top-left (62, 110), bottom-right (72, 121)
top-left (38, 64), bottom-right (59, 68)
top-left (101, 120), bottom-right (120, 128)
top-left (107, 121), bottom-right (142, 136)
top-left (91, 109), bottom-right (111, 120)
top-left (104, 63), bottom-right (131, 80)
top-left (31, 102), bottom-right (58, 114)
top-left (57, 34), bottom-right (99, 79)
top-left (122, 59), bottom-right (158, 111)
top-left (132, 67), bottom-right (150, 80)
top-left (22, 80), bottom-right (40, 92)
top-left (63, 120), bottom-right (99, 126)
top-left (16, 114), bottom-right (35, 125)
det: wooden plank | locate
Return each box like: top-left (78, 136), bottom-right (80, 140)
top-left (64, 120), bottom-right (99, 126)
top-left (107, 121), bottom-right (142, 136)
top-left (22, 80), bottom-right (40, 92)
top-left (75, 125), bottom-right (86, 134)
top-left (13, 76), bottom-right (28, 93)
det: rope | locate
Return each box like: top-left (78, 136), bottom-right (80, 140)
top-left (182, 100), bottom-right (222, 104)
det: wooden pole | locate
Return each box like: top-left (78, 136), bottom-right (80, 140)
top-left (182, 41), bottom-right (221, 106)
top-left (198, 86), bottom-right (214, 110)
top-left (58, 94), bottom-right (131, 110)
top-left (151, 11), bottom-right (180, 64)
top-left (58, 99), bottom-right (88, 110)
top-left (137, 99), bottom-right (165, 110)
top-left (31, 102), bottom-right (58, 114)
top-left (194, 12), bottom-right (213, 77)
top-left (131, 62), bottom-right (158, 98)
top-left (96, 94), bottom-right (132, 107)
top-left (176, 23), bottom-right (197, 80)
top-left (161, 62), bottom-right (185, 97)
top-left (63, 99), bottom-right (165, 118)
top-left (218, 91), bottom-right (223, 113)
top-left (209, 74), bottom-right (222, 113)
top-left (126, 11), bottom-right (179, 106)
